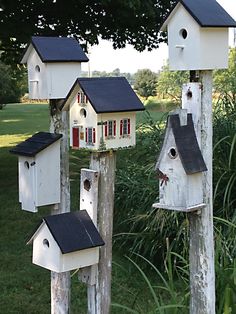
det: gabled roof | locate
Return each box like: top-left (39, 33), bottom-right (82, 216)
top-left (29, 210), bottom-right (104, 254)
top-left (21, 36), bottom-right (89, 63)
top-left (61, 77), bottom-right (145, 114)
top-left (9, 132), bottom-right (62, 157)
top-left (156, 113), bottom-right (207, 174)
top-left (161, 0), bottom-right (236, 31)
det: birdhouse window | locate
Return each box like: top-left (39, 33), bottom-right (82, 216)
top-left (179, 28), bottom-right (188, 39)
top-left (168, 147), bottom-right (178, 159)
top-left (80, 108), bottom-right (87, 118)
top-left (35, 65), bottom-right (40, 72)
top-left (120, 119), bottom-right (130, 136)
top-left (24, 161), bottom-right (30, 169)
top-left (77, 92), bottom-right (88, 105)
top-left (43, 239), bottom-right (50, 248)
top-left (86, 127), bottom-right (96, 145)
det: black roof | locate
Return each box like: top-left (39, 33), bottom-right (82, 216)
top-left (61, 77), bottom-right (145, 113)
top-left (42, 210), bottom-right (104, 254)
top-left (9, 132), bottom-right (62, 157)
top-left (181, 0), bottom-right (236, 27)
top-left (169, 114), bottom-right (207, 174)
top-left (23, 36), bottom-right (89, 63)
top-left (163, 0), bottom-right (236, 28)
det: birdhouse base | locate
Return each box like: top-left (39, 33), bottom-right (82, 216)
top-left (152, 202), bottom-right (205, 213)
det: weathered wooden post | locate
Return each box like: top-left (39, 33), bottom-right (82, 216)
top-left (158, 1), bottom-right (236, 313)
top-left (50, 99), bottom-right (71, 314)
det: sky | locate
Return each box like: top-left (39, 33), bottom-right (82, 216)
top-left (82, 0), bottom-right (236, 74)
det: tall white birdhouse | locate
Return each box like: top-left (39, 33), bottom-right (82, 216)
top-left (153, 110), bottom-right (207, 212)
top-left (21, 36), bottom-right (89, 99)
top-left (10, 132), bottom-right (62, 213)
top-left (27, 210), bottom-right (105, 273)
top-left (161, 0), bottom-right (236, 70)
top-left (60, 77), bottom-right (145, 151)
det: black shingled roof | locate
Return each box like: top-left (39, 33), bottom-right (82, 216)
top-left (9, 132), bottom-right (62, 157)
top-left (169, 114), bottom-right (207, 174)
top-left (42, 210), bottom-right (104, 254)
top-left (61, 77), bottom-right (145, 113)
top-left (22, 36), bottom-right (89, 63)
top-left (162, 0), bottom-right (236, 29)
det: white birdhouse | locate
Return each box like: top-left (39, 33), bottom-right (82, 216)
top-left (160, 0), bottom-right (236, 70)
top-left (21, 36), bottom-right (89, 99)
top-left (153, 110), bottom-right (207, 212)
top-left (27, 210), bottom-right (105, 273)
top-left (60, 77), bottom-right (145, 151)
top-left (10, 132), bottom-right (62, 213)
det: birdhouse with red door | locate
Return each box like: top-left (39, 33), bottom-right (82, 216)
top-left (60, 77), bottom-right (144, 151)
top-left (153, 109), bottom-right (207, 212)
top-left (21, 36), bottom-right (88, 99)
top-left (160, 0), bottom-right (236, 71)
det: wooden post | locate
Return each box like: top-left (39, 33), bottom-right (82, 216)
top-left (87, 150), bottom-right (116, 314)
top-left (50, 99), bottom-right (71, 314)
top-left (185, 72), bottom-right (215, 313)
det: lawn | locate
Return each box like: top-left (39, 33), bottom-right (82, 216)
top-left (0, 103), bottom-right (168, 313)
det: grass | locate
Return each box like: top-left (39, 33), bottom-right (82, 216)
top-left (0, 102), bottom-right (174, 313)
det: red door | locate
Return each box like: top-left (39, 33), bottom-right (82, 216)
top-left (72, 127), bottom-right (79, 149)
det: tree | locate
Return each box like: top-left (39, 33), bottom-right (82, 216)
top-left (214, 48), bottom-right (236, 103)
top-left (157, 62), bottom-right (188, 101)
top-left (0, 0), bottom-right (176, 66)
top-left (0, 61), bottom-right (25, 106)
top-left (133, 69), bottom-right (158, 99)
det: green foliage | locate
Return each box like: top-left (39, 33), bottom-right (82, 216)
top-left (157, 63), bottom-right (188, 101)
top-left (0, 0), bottom-right (176, 65)
top-left (214, 48), bottom-right (236, 102)
top-left (133, 69), bottom-right (158, 99)
top-left (0, 61), bottom-right (25, 105)
top-left (91, 68), bottom-right (135, 85)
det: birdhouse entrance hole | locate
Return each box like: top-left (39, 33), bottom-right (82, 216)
top-left (35, 65), bottom-right (40, 72)
top-left (179, 29), bottom-right (188, 39)
top-left (84, 179), bottom-right (91, 191)
top-left (24, 161), bottom-right (30, 169)
top-left (80, 109), bottom-right (87, 118)
top-left (168, 147), bottom-right (177, 159)
top-left (43, 239), bottom-right (50, 248)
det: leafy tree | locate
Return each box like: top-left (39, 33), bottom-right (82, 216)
top-left (0, 61), bottom-right (25, 106)
top-left (157, 62), bottom-right (188, 101)
top-left (133, 69), bottom-right (158, 99)
top-left (214, 48), bottom-right (236, 103)
top-left (0, 0), bottom-right (176, 66)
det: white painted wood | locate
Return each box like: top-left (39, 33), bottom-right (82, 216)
top-left (188, 71), bottom-right (215, 313)
top-left (154, 108), bottom-right (204, 212)
top-left (79, 169), bottom-right (99, 286)
top-left (88, 151), bottom-right (116, 314)
top-left (50, 101), bottom-right (71, 314)
top-left (25, 45), bottom-right (82, 99)
top-left (164, 3), bottom-right (229, 70)
top-left (18, 141), bottom-right (61, 212)
top-left (64, 87), bottom-right (137, 150)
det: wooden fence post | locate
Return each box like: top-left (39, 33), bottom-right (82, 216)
top-left (87, 150), bottom-right (116, 314)
top-left (184, 72), bottom-right (215, 313)
top-left (50, 99), bottom-right (71, 314)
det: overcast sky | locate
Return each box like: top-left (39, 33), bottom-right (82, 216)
top-left (82, 0), bottom-right (236, 74)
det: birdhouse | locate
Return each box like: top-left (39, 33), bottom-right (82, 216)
top-left (27, 210), bottom-right (105, 273)
top-left (153, 110), bottom-right (207, 212)
top-left (21, 36), bottom-right (89, 99)
top-left (10, 132), bottom-right (62, 213)
top-left (60, 77), bottom-right (145, 151)
top-left (160, 0), bottom-right (236, 70)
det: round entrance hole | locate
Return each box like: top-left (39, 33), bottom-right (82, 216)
top-left (84, 179), bottom-right (91, 191)
top-left (35, 65), bottom-right (40, 72)
top-left (80, 108), bottom-right (87, 118)
top-left (24, 161), bottom-right (30, 169)
top-left (168, 147), bottom-right (178, 159)
top-left (179, 28), bottom-right (188, 39)
top-left (43, 239), bottom-right (50, 248)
